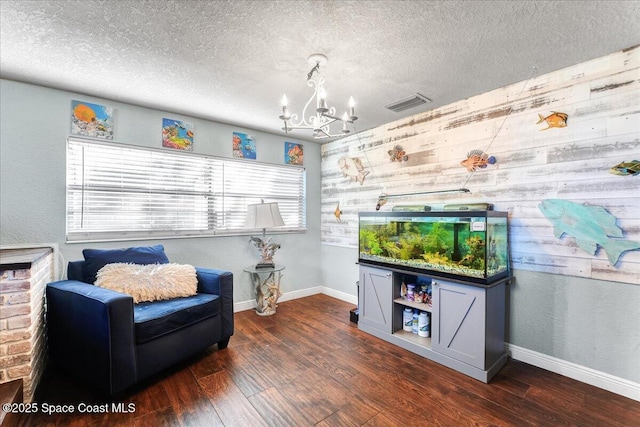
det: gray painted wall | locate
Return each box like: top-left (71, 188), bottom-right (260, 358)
top-left (0, 79), bottom-right (322, 304)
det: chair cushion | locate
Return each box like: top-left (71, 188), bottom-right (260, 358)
top-left (95, 263), bottom-right (197, 303)
top-left (133, 294), bottom-right (220, 343)
top-left (83, 245), bottom-right (169, 284)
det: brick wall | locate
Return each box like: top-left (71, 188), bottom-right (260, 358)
top-left (0, 248), bottom-right (54, 403)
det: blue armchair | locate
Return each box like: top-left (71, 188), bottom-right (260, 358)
top-left (45, 245), bottom-right (233, 396)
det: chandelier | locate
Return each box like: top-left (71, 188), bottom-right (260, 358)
top-left (279, 54), bottom-right (357, 139)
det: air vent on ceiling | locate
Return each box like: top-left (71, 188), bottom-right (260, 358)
top-left (384, 93), bottom-right (432, 112)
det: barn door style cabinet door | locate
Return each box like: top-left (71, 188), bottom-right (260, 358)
top-left (357, 264), bottom-right (509, 382)
top-left (358, 265), bottom-right (393, 334)
top-left (431, 279), bottom-right (505, 371)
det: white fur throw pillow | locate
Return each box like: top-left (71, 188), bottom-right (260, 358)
top-left (95, 263), bottom-right (197, 303)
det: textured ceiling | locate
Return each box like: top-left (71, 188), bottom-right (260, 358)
top-left (1, 0), bottom-right (639, 143)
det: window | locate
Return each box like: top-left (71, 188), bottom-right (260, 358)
top-left (66, 138), bottom-right (306, 242)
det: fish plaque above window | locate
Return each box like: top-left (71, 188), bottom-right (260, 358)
top-left (538, 199), bottom-right (640, 266)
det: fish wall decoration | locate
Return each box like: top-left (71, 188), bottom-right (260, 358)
top-left (334, 203), bottom-right (342, 222)
top-left (388, 145), bottom-right (409, 162)
top-left (337, 156), bottom-right (369, 185)
top-left (536, 111), bottom-right (568, 130)
top-left (538, 199), bottom-right (640, 266)
top-left (460, 149), bottom-right (496, 172)
top-left (609, 160), bottom-right (640, 176)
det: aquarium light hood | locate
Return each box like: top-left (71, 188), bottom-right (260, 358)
top-left (376, 188), bottom-right (470, 210)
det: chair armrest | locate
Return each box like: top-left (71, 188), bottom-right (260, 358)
top-left (46, 280), bottom-right (137, 395)
top-left (196, 268), bottom-right (234, 339)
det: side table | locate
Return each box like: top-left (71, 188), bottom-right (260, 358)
top-left (243, 265), bottom-right (285, 316)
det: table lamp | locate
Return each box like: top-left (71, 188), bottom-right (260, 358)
top-left (244, 200), bottom-right (285, 268)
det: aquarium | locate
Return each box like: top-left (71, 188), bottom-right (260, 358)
top-left (359, 211), bottom-right (509, 284)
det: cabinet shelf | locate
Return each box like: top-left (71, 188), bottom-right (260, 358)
top-left (393, 297), bottom-right (432, 313)
top-left (393, 329), bottom-right (431, 347)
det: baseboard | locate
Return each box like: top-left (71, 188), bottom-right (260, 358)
top-left (233, 286), bottom-right (356, 313)
top-left (507, 343), bottom-right (640, 402)
top-left (317, 287), bottom-right (358, 305)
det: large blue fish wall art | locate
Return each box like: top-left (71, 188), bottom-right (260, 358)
top-left (539, 199), bottom-right (640, 266)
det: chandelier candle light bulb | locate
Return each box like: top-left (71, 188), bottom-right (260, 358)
top-left (279, 95), bottom-right (290, 121)
top-left (349, 96), bottom-right (356, 121)
top-left (317, 87), bottom-right (328, 112)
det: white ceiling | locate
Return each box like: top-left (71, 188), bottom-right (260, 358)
top-left (1, 1), bottom-right (639, 143)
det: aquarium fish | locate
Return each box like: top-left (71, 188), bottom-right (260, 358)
top-left (538, 199), bottom-right (640, 265)
top-left (186, 130), bottom-right (194, 138)
top-left (338, 156), bottom-right (369, 185)
top-left (537, 111), bottom-right (568, 130)
top-left (334, 203), bottom-right (342, 222)
top-left (609, 160), bottom-right (640, 176)
top-left (460, 150), bottom-right (496, 172)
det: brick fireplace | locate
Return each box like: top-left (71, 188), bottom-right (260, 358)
top-left (0, 247), bottom-right (54, 403)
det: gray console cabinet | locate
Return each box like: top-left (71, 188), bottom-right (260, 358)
top-left (358, 264), bottom-right (509, 383)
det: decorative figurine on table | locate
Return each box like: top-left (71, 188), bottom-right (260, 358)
top-left (249, 237), bottom-right (281, 268)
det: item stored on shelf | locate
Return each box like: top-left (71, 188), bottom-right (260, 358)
top-left (412, 310), bottom-right (419, 334)
top-left (403, 308), bottom-right (413, 332)
top-left (418, 311), bottom-right (430, 337)
top-left (406, 284), bottom-right (415, 301)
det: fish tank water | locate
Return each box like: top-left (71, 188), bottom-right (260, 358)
top-left (359, 211), bottom-right (510, 284)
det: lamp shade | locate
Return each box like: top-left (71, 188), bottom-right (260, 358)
top-left (244, 202), bottom-right (285, 230)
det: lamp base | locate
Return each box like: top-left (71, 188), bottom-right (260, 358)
top-left (255, 261), bottom-right (275, 269)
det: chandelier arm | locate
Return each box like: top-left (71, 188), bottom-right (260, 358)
top-left (317, 116), bottom-right (338, 128)
top-left (287, 79), bottom-right (318, 129)
top-left (315, 128), bottom-right (333, 138)
top-left (284, 125), bottom-right (324, 131)
top-left (321, 112), bottom-right (352, 123)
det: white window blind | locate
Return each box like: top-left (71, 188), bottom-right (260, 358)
top-left (66, 138), bottom-right (306, 242)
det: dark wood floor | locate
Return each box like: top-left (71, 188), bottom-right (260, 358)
top-left (20, 294), bottom-right (640, 426)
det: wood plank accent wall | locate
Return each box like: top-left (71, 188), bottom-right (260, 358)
top-left (321, 45), bottom-right (640, 285)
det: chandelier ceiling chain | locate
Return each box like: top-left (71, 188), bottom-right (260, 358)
top-left (279, 54), bottom-right (357, 139)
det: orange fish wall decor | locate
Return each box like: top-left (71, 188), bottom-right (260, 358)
top-left (334, 203), bottom-right (342, 222)
top-left (460, 150), bottom-right (496, 172)
top-left (537, 111), bottom-right (568, 130)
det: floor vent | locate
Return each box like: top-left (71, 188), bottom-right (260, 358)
top-left (384, 93), bottom-right (431, 112)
